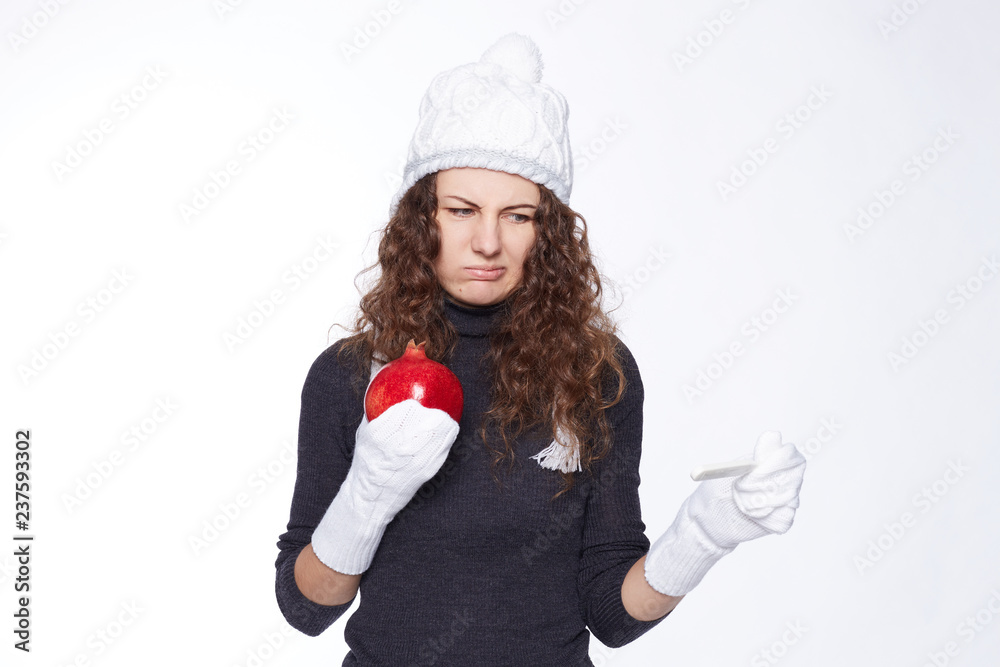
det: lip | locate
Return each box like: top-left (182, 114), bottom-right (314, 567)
top-left (464, 266), bottom-right (505, 280)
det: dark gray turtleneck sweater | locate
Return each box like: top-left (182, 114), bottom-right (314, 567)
top-left (274, 297), bottom-right (666, 665)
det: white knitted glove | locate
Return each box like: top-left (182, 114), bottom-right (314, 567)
top-left (644, 431), bottom-right (807, 596)
top-left (311, 399), bottom-right (460, 575)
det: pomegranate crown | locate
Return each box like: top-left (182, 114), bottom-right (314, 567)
top-left (405, 339), bottom-right (428, 355)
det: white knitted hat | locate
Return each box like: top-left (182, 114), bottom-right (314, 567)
top-left (390, 33), bottom-right (573, 216)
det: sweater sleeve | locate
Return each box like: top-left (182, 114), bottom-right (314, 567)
top-left (577, 339), bottom-right (669, 648)
top-left (274, 341), bottom-right (367, 636)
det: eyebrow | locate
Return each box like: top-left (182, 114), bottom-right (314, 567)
top-left (440, 195), bottom-right (537, 211)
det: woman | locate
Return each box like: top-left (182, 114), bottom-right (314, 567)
top-left (274, 33), bottom-right (806, 665)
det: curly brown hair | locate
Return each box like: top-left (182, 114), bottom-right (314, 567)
top-left (332, 171), bottom-right (627, 496)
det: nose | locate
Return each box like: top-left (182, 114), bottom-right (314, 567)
top-left (470, 214), bottom-right (502, 256)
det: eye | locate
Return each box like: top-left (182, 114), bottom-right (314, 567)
top-left (447, 208), bottom-right (475, 218)
top-left (505, 213), bottom-right (533, 223)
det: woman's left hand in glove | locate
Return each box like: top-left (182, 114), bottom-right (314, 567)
top-left (643, 431), bottom-right (808, 597)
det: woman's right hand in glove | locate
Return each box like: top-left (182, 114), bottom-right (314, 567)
top-left (310, 399), bottom-right (460, 575)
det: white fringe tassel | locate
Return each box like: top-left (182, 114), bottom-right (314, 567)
top-left (530, 427), bottom-right (582, 473)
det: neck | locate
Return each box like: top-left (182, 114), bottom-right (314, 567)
top-left (443, 293), bottom-right (506, 310)
top-left (442, 293), bottom-right (508, 337)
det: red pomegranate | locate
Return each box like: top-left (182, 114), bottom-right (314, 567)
top-left (364, 339), bottom-right (464, 423)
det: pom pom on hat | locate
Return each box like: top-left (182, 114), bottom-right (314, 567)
top-left (390, 32), bottom-right (573, 216)
top-left (480, 32), bottom-right (543, 84)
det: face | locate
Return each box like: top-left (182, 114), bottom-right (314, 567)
top-left (433, 168), bottom-right (540, 308)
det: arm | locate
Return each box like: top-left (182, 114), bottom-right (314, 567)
top-left (274, 344), bottom-right (363, 635)
top-left (275, 346), bottom-right (459, 635)
top-left (294, 544), bottom-right (361, 606)
top-left (621, 555), bottom-right (684, 621)
top-left (577, 340), bottom-right (670, 647)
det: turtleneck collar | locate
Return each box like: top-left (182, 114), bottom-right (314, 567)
top-left (443, 294), bottom-right (508, 337)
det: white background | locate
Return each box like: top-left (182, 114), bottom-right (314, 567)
top-left (2, 0), bottom-right (999, 665)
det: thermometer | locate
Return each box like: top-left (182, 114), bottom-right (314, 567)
top-left (690, 456), bottom-right (756, 481)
